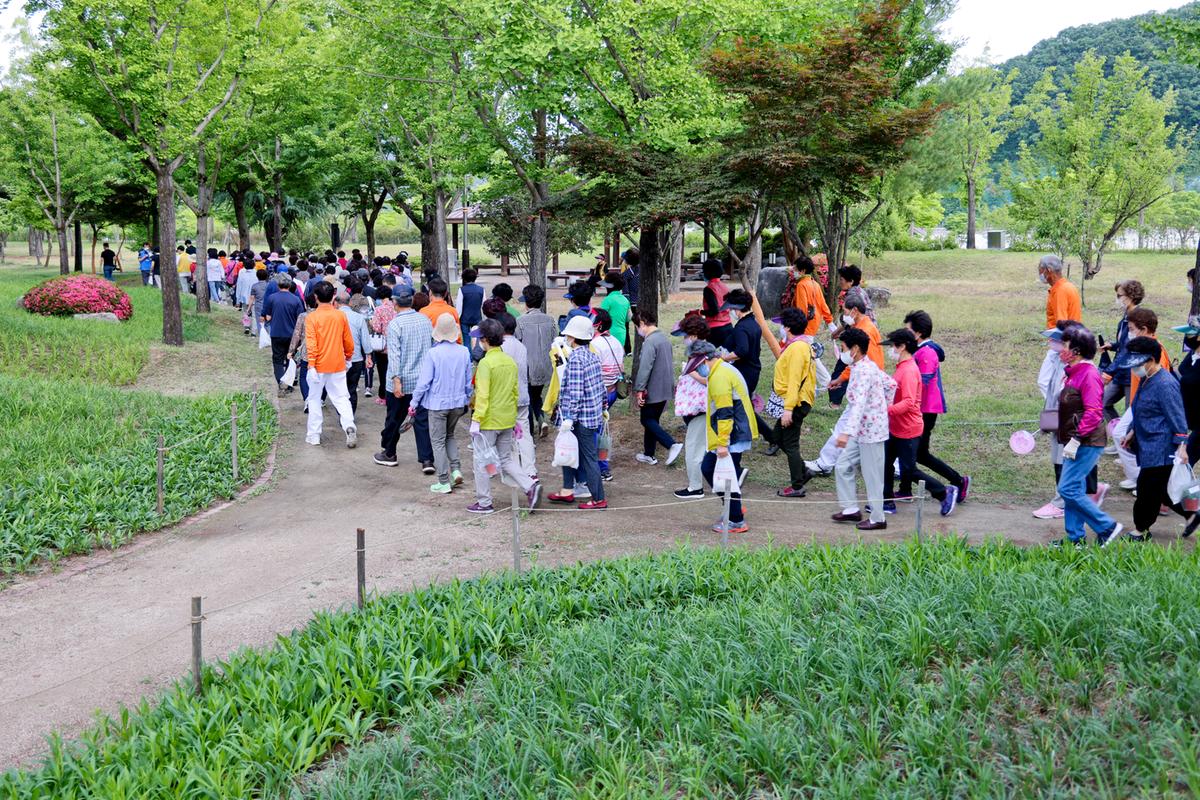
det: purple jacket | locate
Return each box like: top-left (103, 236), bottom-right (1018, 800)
top-left (912, 341), bottom-right (946, 415)
top-left (1060, 361), bottom-right (1105, 444)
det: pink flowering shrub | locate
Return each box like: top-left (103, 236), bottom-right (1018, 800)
top-left (22, 276), bottom-right (133, 321)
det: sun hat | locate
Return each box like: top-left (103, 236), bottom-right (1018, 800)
top-left (1040, 328), bottom-right (1065, 341)
top-left (562, 315), bottom-right (595, 341)
top-left (433, 313), bottom-right (459, 343)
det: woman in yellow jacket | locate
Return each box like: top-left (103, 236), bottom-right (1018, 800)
top-left (695, 339), bottom-right (758, 534)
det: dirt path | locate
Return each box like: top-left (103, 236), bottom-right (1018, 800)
top-left (0, 362), bottom-right (1168, 772)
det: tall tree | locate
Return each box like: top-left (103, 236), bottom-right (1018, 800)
top-left (35, 0), bottom-right (278, 344)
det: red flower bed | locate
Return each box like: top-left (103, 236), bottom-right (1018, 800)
top-left (22, 275), bottom-right (134, 321)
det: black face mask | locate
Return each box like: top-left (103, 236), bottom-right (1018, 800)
top-left (1186, 336), bottom-right (1200, 351)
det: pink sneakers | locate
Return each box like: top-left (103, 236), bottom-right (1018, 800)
top-left (1032, 502), bottom-right (1064, 520)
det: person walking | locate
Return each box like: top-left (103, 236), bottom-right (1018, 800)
top-left (468, 319), bottom-right (540, 514)
top-left (671, 316), bottom-right (713, 499)
top-left (1112, 307), bottom-right (1171, 492)
top-left (176, 245), bottom-right (191, 294)
top-left (101, 242), bottom-right (118, 281)
top-left (303, 281), bottom-right (358, 448)
top-left (548, 316), bottom-right (607, 509)
top-left (137, 243), bottom-right (153, 286)
top-left (790, 255), bottom-right (834, 391)
top-left (336, 291), bottom-right (373, 413)
top-left (1039, 254), bottom-right (1082, 330)
top-left (515, 284), bottom-right (557, 437)
top-left (248, 268), bottom-right (270, 336)
top-left (235, 254), bottom-right (257, 309)
top-left (831, 327), bottom-right (895, 531)
top-left (420, 277), bottom-right (460, 341)
top-left (1115, 336), bottom-right (1199, 542)
top-left (902, 310), bottom-right (970, 503)
top-left (374, 285), bottom-right (433, 468)
top-left (1051, 325), bottom-right (1123, 547)
top-left (599, 271), bottom-right (632, 351)
top-left (561, 281), bottom-right (597, 332)
top-left (410, 313), bottom-right (473, 494)
top-left (698, 340), bottom-right (759, 534)
top-left (1099, 280), bottom-right (1143, 425)
top-left (455, 268), bottom-right (485, 347)
top-left (756, 306), bottom-right (816, 498)
top-left (632, 307), bottom-right (682, 467)
top-left (880, 328), bottom-right (957, 516)
top-left (261, 275), bottom-right (305, 390)
top-left (591, 309), bottom-right (625, 481)
top-left (286, 292), bottom-right (317, 408)
top-left (700, 258), bottom-right (733, 348)
top-left (205, 248), bottom-right (224, 303)
top-left (721, 289), bottom-right (763, 400)
top-left (499, 313), bottom-right (537, 481)
top-left (369, 285), bottom-right (396, 406)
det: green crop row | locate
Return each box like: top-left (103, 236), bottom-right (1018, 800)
top-left (0, 374), bottom-right (276, 575)
top-left (5, 539), bottom-right (1200, 798)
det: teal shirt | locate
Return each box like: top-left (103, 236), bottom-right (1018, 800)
top-left (600, 291), bottom-right (631, 348)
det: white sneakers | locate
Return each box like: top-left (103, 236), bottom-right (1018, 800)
top-left (345, 425), bottom-right (357, 449)
top-left (635, 453), bottom-right (658, 465)
top-left (666, 443), bottom-right (683, 465)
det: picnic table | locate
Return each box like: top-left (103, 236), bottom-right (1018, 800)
top-left (473, 262), bottom-right (524, 278)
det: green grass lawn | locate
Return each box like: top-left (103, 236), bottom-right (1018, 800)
top-left (0, 264), bottom-right (275, 576)
top-left (641, 249), bottom-right (1195, 502)
top-left (7, 540), bottom-right (1200, 797)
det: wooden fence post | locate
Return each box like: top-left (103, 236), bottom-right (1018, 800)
top-left (190, 596), bottom-right (204, 696)
top-left (230, 402), bottom-right (239, 483)
top-left (356, 528), bottom-right (366, 609)
top-left (156, 434), bottom-right (165, 516)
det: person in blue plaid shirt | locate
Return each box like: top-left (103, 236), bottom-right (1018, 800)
top-left (549, 315), bottom-right (608, 509)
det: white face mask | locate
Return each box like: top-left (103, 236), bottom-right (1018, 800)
top-left (1133, 363), bottom-right (1149, 378)
top-left (889, 347), bottom-right (903, 362)
top-left (840, 351), bottom-right (855, 366)
top-left (842, 314), bottom-right (855, 326)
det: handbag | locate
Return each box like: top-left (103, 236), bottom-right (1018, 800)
top-left (599, 336), bottom-right (629, 399)
top-left (1038, 409), bottom-right (1058, 433)
top-left (368, 333), bottom-right (386, 352)
top-left (674, 362), bottom-right (708, 418)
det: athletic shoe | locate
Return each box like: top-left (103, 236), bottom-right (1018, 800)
top-left (547, 492), bottom-right (575, 504)
top-left (526, 482), bottom-right (541, 510)
top-left (1091, 482), bottom-right (1110, 508)
top-left (635, 453), bottom-right (659, 465)
top-left (539, 421), bottom-right (549, 439)
top-left (345, 426), bottom-right (358, 448)
top-left (940, 485), bottom-right (958, 517)
top-left (430, 482), bottom-right (452, 494)
top-left (303, 404), bottom-right (309, 414)
top-left (776, 486), bottom-right (806, 498)
top-left (712, 521), bottom-right (749, 534)
top-left (373, 451), bottom-right (398, 467)
top-left (882, 501), bottom-right (897, 515)
top-left (466, 502), bottom-right (495, 515)
top-left (1033, 502), bottom-right (1065, 520)
top-left (738, 468), bottom-right (749, 488)
top-left (831, 511), bottom-right (862, 523)
top-left (666, 443), bottom-right (683, 466)
top-left (1103, 443), bottom-right (1118, 456)
top-left (421, 462), bottom-right (436, 475)
top-left (1098, 522), bottom-right (1125, 548)
top-left (305, 436), bottom-right (321, 446)
top-left (805, 460), bottom-right (832, 477)
top-left (1185, 513), bottom-right (1200, 538)
top-left (856, 520), bottom-right (887, 531)
top-left (600, 470), bottom-right (614, 482)
top-left (1119, 479), bottom-right (1137, 490)
top-left (397, 417), bottom-right (414, 434)
top-left (375, 397), bottom-right (386, 406)
top-left (765, 443), bottom-right (781, 456)
top-left (364, 388), bottom-right (372, 397)
top-left (1126, 532), bottom-right (1153, 543)
top-left (451, 469), bottom-right (464, 486)
top-left (959, 475), bottom-right (971, 503)
top-left (578, 500), bottom-right (608, 510)
top-left (1050, 537), bottom-right (1085, 548)
top-left (674, 487), bottom-right (704, 499)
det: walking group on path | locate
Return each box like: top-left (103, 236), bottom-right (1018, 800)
top-left (206, 243), bottom-right (1200, 543)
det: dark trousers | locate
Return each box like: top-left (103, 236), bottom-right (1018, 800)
top-left (886, 435), bottom-right (946, 501)
top-left (702, 451), bottom-right (744, 523)
top-left (1053, 463), bottom-right (1098, 494)
top-left (902, 413), bottom-right (963, 495)
top-left (374, 352), bottom-right (388, 391)
top-left (345, 361), bottom-right (364, 412)
top-left (562, 423), bottom-right (603, 500)
top-left (380, 392), bottom-right (413, 457)
top-left (1102, 380), bottom-right (1130, 424)
top-left (828, 360), bottom-right (848, 406)
top-left (641, 400), bottom-right (675, 456)
top-left (140, 270), bottom-right (152, 285)
top-left (529, 384), bottom-right (546, 430)
top-left (768, 403), bottom-right (811, 489)
top-left (270, 337), bottom-right (291, 382)
top-left (298, 360), bottom-right (310, 401)
top-left (707, 324), bottom-right (733, 350)
top-left (414, 406), bottom-right (434, 464)
top-left (1189, 429), bottom-right (1200, 467)
top-left (363, 359), bottom-right (373, 390)
top-left (1133, 464), bottom-right (1189, 533)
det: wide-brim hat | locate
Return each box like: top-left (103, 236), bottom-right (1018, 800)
top-left (562, 315), bottom-right (595, 341)
top-left (433, 313), bottom-right (459, 342)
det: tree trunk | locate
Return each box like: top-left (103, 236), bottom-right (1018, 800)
top-left (195, 211), bottom-right (210, 312)
top-left (966, 177), bottom-right (977, 249)
top-left (1191, 234), bottom-right (1200, 320)
top-left (656, 225), bottom-right (672, 304)
top-left (742, 207), bottom-right (764, 293)
top-left (419, 205), bottom-right (438, 274)
top-left (529, 212), bottom-right (549, 289)
top-left (363, 211), bottom-right (377, 262)
top-left (630, 224), bottom-right (661, 381)
top-left (1138, 208), bottom-right (1145, 250)
top-left (270, 136), bottom-right (284, 253)
top-left (0, 231), bottom-right (7, 264)
top-left (43, 238), bottom-right (52, 268)
top-left (668, 219), bottom-right (683, 295)
top-left (56, 225), bottom-right (69, 275)
top-left (73, 219), bottom-right (82, 272)
top-left (156, 168), bottom-right (184, 347)
top-left (89, 223), bottom-right (98, 274)
top-left (231, 186), bottom-right (251, 251)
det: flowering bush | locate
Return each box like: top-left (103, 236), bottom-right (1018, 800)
top-left (22, 275), bottom-right (133, 321)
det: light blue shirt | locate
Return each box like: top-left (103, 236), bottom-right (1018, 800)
top-left (412, 341), bottom-right (474, 411)
top-left (386, 309), bottom-right (432, 392)
top-left (339, 306), bottom-right (372, 363)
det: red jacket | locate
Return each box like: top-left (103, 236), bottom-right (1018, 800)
top-left (888, 357), bottom-right (924, 439)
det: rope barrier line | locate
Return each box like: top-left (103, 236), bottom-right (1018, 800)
top-left (495, 492), bottom-right (931, 513)
top-left (163, 421), bottom-right (232, 452)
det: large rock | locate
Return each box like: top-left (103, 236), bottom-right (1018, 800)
top-left (866, 286), bottom-right (891, 309)
top-left (73, 312), bottom-right (121, 323)
top-left (755, 267), bottom-right (792, 319)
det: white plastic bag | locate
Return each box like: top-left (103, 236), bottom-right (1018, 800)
top-left (280, 358), bottom-right (297, 388)
top-left (368, 333), bottom-right (386, 352)
top-left (472, 431), bottom-right (501, 476)
top-left (712, 454), bottom-right (739, 494)
top-left (257, 324), bottom-right (271, 349)
top-left (552, 422), bottom-right (579, 469)
top-left (1168, 455), bottom-right (1195, 505)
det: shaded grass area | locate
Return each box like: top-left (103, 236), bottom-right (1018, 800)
top-left (641, 250), bottom-right (1194, 502)
top-left (5, 540), bottom-right (1188, 798)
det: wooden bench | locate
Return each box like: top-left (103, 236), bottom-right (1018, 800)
top-left (472, 263), bottom-right (525, 278)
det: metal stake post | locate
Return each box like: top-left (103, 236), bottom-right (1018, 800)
top-left (720, 484), bottom-right (732, 548)
top-left (251, 382), bottom-right (259, 438)
top-left (511, 486), bottom-right (521, 573)
top-left (356, 528), bottom-right (366, 609)
top-left (915, 479), bottom-right (926, 543)
top-left (190, 596), bottom-right (204, 696)
top-left (230, 402), bottom-right (239, 483)
top-left (156, 435), bottom-right (165, 516)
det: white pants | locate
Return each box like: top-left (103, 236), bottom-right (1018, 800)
top-left (684, 415), bottom-right (707, 491)
top-left (1114, 407), bottom-right (1138, 483)
top-left (512, 405), bottom-right (538, 479)
top-left (306, 369), bottom-right (355, 441)
top-left (835, 438), bottom-right (886, 522)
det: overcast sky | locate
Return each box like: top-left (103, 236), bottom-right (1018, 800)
top-left (0, 1), bottom-right (1191, 71)
top-left (943, 0), bottom-right (1185, 64)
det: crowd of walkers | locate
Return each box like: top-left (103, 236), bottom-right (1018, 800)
top-left (199, 240), bottom-right (1200, 542)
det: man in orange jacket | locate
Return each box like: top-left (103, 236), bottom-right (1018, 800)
top-left (304, 280), bottom-right (358, 448)
top-left (420, 276), bottom-right (461, 342)
top-left (790, 255), bottom-right (835, 391)
top-left (1039, 254), bottom-right (1081, 330)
